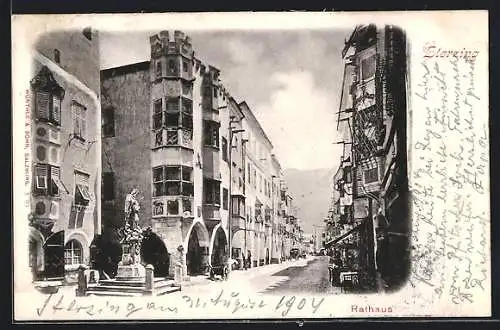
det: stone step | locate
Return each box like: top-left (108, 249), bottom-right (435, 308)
top-left (98, 279), bottom-right (146, 287)
top-left (154, 279), bottom-right (176, 289)
top-left (88, 285), bottom-right (146, 293)
top-left (86, 290), bottom-right (142, 297)
top-left (156, 285), bottom-right (182, 296)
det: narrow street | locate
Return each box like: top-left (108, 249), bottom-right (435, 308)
top-left (262, 256), bottom-right (340, 294)
top-left (176, 255), bottom-right (341, 296)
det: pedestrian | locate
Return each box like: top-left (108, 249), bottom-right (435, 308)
top-left (242, 252), bottom-right (247, 270)
top-left (247, 250), bottom-right (252, 269)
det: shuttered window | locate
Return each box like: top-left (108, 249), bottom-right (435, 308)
top-left (75, 171), bottom-right (91, 206)
top-left (72, 102), bottom-right (87, 141)
top-left (36, 92), bottom-right (50, 121)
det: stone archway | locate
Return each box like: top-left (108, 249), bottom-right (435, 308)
top-left (141, 231), bottom-right (170, 277)
top-left (186, 222), bottom-right (209, 276)
top-left (210, 227), bottom-right (228, 267)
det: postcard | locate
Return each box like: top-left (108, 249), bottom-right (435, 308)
top-left (11, 11), bottom-right (490, 320)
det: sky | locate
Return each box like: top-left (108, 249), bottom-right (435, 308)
top-left (100, 29), bottom-right (351, 172)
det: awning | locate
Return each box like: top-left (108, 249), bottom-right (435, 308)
top-left (324, 220), bottom-right (365, 247)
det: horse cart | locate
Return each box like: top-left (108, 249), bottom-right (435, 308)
top-left (209, 263), bottom-right (229, 281)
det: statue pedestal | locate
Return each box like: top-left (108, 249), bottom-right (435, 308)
top-left (115, 263), bottom-right (146, 281)
top-left (115, 243), bottom-right (146, 282)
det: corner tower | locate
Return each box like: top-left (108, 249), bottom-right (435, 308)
top-left (148, 31), bottom-right (196, 254)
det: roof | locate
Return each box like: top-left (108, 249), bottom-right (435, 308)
top-left (101, 61), bottom-right (150, 79)
top-left (238, 101), bottom-right (273, 149)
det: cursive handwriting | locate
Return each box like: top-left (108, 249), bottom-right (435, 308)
top-left (36, 293), bottom-right (178, 317)
top-left (410, 48), bottom-right (488, 309)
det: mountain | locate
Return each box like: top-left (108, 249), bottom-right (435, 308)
top-left (282, 168), bottom-right (336, 235)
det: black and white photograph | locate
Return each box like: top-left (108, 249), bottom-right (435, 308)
top-left (12, 11), bottom-right (490, 319)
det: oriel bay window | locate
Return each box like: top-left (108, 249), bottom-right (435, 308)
top-left (204, 120), bottom-right (220, 148)
top-left (153, 165), bottom-right (194, 197)
top-left (203, 178), bottom-right (221, 205)
top-left (232, 196), bottom-right (245, 217)
top-left (153, 97), bottom-right (193, 148)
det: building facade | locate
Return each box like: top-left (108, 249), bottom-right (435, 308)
top-left (28, 28), bottom-right (102, 283)
top-left (100, 30), bottom-right (293, 278)
top-left (326, 24), bottom-right (409, 291)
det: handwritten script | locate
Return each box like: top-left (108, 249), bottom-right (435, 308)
top-left (35, 290), bottom-right (325, 318)
top-left (408, 44), bottom-right (489, 313)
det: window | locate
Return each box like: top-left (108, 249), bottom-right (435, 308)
top-left (344, 167), bottom-right (352, 183)
top-left (361, 53), bottom-right (376, 81)
top-left (35, 91), bottom-right (61, 126)
top-left (103, 172), bottom-right (114, 201)
top-left (74, 171), bottom-right (91, 206)
top-left (183, 60), bottom-right (189, 73)
top-left (181, 98), bottom-right (193, 129)
top-left (182, 81), bottom-right (192, 96)
top-left (222, 188), bottom-right (229, 210)
top-left (166, 112), bottom-right (179, 127)
top-left (204, 179), bottom-right (221, 205)
top-left (83, 27), bottom-right (92, 41)
top-left (155, 60), bottom-right (162, 77)
top-left (232, 196), bottom-right (245, 217)
top-left (253, 169), bottom-right (256, 188)
top-left (64, 240), bottom-right (83, 265)
top-left (166, 98), bottom-right (179, 112)
top-left (102, 107), bottom-right (115, 137)
top-left (168, 59), bottom-right (177, 75)
top-left (153, 165), bottom-right (193, 197)
top-left (72, 102), bottom-right (86, 141)
top-left (222, 137), bottom-right (228, 162)
top-left (54, 49), bottom-right (60, 64)
top-left (204, 120), bottom-right (220, 148)
top-left (364, 167), bottom-right (379, 184)
top-left (203, 84), bottom-right (212, 98)
top-left (213, 86), bottom-right (218, 98)
top-left (247, 164), bottom-right (251, 184)
top-left (181, 97), bottom-right (193, 113)
top-left (34, 164), bottom-right (64, 196)
top-left (152, 99), bottom-right (163, 129)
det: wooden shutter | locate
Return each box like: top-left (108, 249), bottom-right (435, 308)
top-left (51, 95), bottom-right (61, 125)
top-left (36, 92), bottom-right (50, 120)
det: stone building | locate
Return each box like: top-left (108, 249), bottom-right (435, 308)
top-left (328, 24), bottom-right (409, 290)
top-left (28, 28), bottom-right (102, 283)
top-left (100, 30), bottom-right (292, 278)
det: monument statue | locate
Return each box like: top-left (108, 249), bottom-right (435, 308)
top-left (116, 188), bottom-right (146, 281)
